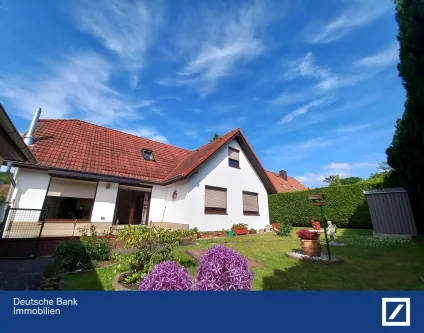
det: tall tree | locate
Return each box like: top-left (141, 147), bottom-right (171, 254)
top-left (340, 177), bottom-right (363, 185)
top-left (386, 0), bottom-right (424, 233)
top-left (323, 175), bottom-right (341, 186)
top-left (210, 132), bottom-right (219, 142)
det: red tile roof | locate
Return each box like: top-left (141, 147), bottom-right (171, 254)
top-left (165, 128), bottom-right (240, 180)
top-left (30, 120), bottom-right (190, 182)
top-left (28, 120), bottom-right (277, 193)
top-left (266, 171), bottom-right (308, 193)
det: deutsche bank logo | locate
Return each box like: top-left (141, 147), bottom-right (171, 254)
top-left (382, 298), bottom-right (410, 326)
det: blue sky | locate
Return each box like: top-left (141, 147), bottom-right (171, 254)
top-left (0, 0), bottom-right (402, 187)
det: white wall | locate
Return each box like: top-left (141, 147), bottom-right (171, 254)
top-left (149, 185), bottom-right (167, 222)
top-left (147, 139), bottom-right (270, 231)
top-left (90, 181), bottom-right (119, 223)
top-left (186, 139), bottom-right (269, 231)
top-left (11, 168), bottom-right (50, 210)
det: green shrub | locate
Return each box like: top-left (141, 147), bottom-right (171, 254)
top-left (117, 226), bottom-right (181, 277)
top-left (53, 239), bottom-right (90, 272)
top-left (275, 222), bottom-right (292, 236)
top-left (78, 225), bottom-right (113, 261)
top-left (248, 228), bottom-right (257, 234)
top-left (269, 180), bottom-right (385, 229)
top-left (232, 223), bottom-right (248, 228)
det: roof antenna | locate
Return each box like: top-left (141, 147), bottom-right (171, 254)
top-left (23, 107), bottom-right (42, 145)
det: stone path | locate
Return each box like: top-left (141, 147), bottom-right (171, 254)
top-left (187, 249), bottom-right (265, 268)
top-left (0, 257), bottom-right (52, 290)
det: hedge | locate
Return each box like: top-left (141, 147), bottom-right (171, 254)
top-left (268, 180), bottom-right (385, 229)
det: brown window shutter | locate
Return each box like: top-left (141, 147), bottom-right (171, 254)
top-left (228, 148), bottom-right (239, 161)
top-left (243, 191), bottom-right (259, 212)
top-left (205, 186), bottom-right (227, 209)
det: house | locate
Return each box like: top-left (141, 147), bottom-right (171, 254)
top-left (266, 170), bottom-right (307, 193)
top-left (5, 108), bottom-right (277, 236)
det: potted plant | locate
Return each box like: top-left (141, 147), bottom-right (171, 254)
top-left (232, 223), bottom-right (248, 236)
top-left (311, 219), bottom-right (321, 230)
top-left (296, 229), bottom-right (321, 257)
top-left (190, 227), bottom-right (199, 240)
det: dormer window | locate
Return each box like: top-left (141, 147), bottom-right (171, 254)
top-left (228, 147), bottom-right (240, 168)
top-left (142, 149), bottom-right (155, 161)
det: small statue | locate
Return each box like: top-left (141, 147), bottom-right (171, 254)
top-left (326, 221), bottom-right (337, 242)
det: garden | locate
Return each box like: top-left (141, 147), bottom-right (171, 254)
top-left (43, 220), bottom-right (424, 291)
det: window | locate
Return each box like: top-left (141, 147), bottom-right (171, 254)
top-left (291, 186), bottom-right (298, 191)
top-left (282, 184), bottom-right (288, 189)
top-left (228, 147), bottom-right (239, 168)
top-left (142, 149), bottom-right (155, 161)
top-left (243, 191), bottom-right (259, 215)
top-left (44, 197), bottom-right (94, 220)
top-left (205, 186), bottom-right (227, 214)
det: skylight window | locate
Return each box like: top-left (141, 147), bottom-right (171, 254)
top-left (282, 184), bottom-right (288, 189)
top-left (292, 186), bottom-right (298, 191)
top-left (142, 149), bottom-right (155, 161)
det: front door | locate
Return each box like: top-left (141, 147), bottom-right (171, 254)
top-left (115, 189), bottom-right (150, 225)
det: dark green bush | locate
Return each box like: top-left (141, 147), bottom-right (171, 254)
top-left (117, 225), bottom-right (181, 280)
top-left (53, 239), bottom-right (90, 272)
top-left (275, 222), bottom-right (292, 236)
top-left (269, 180), bottom-right (385, 229)
top-left (248, 228), bottom-right (257, 234)
top-left (79, 225), bottom-right (113, 261)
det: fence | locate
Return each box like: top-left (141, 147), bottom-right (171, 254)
top-left (0, 207), bottom-right (47, 258)
top-left (363, 188), bottom-right (417, 237)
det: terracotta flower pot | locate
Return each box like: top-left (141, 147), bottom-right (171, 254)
top-left (232, 227), bottom-right (248, 236)
top-left (300, 239), bottom-right (321, 257)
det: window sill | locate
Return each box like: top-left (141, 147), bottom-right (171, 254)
top-left (243, 212), bottom-right (260, 216)
top-left (205, 210), bottom-right (228, 215)
top-left (229, 165), bottom-right (240, 169)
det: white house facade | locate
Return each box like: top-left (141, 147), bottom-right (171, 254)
top-left (3, 113), bottom-right (276, 236)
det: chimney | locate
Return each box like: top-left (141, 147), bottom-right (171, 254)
top-left (279, 170), bottom-right (288, 181)
top-left (23, 107), bottom-right (42, 145)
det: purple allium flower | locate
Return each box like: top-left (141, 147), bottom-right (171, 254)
top-left (196, 245), bottom-right (253, 291)
top-left (139, 261), bottom-right (193, 291)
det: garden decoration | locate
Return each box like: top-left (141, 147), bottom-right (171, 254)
top-left (327, 221), bottom-right (337, 242)
top-left (308, 194), bottom-right (331, 260)
top-left (296, 229), bottom-right (321, 257)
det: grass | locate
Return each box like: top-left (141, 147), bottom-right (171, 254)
top-left (63, 228), bottom-right (424, 290)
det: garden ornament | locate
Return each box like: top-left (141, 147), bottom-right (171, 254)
top-left (264, 225), bottom-right (273, 232)
top-left (326, 221), bottom-right (337, 242)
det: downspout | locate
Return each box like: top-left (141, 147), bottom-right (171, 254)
top-left (6, 161), bottom-right (15, 187)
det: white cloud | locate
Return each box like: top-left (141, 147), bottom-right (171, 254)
top-left (278, 97), bottom-right (329, 124)
top-left (0, 52), bottom-right (149, 125)
top-left (332, 123), bottom-right (372, 133)
top-left (72, 0), bottom-right (163, 71)
top-left (262, 137), bottom-right (332, 163)
top-left (158, 0), bottom-right (283, 96)
top-left (151, 107), bottom-right (165, 116)
top-left (323, 162), bottom-right (378, 171)
top-left (306, 0), bottom-right (392, 44)
top-left (354, 42), bottom-right (399, 69)
top-left (296, 161), bottom-right (379, 187)
top-left (121, 126), bottom-right (168, 143)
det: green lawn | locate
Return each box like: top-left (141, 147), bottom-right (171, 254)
top-left (64, 228), bottom-right (424, 290)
